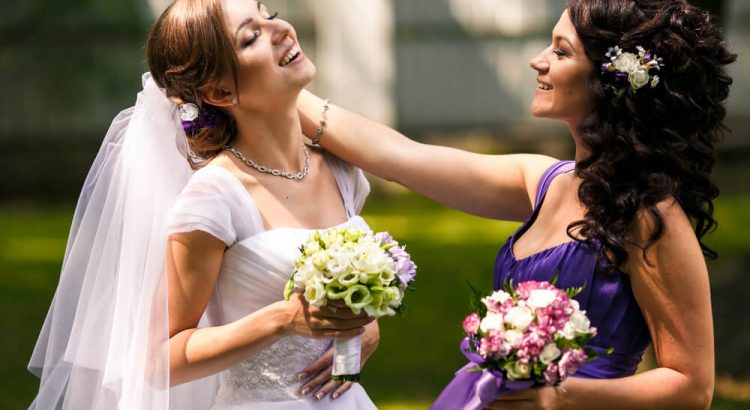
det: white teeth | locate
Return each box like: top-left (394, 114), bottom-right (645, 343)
top-left (537, 83), bottom-right (552, 90)
top-left (280, 45), bottom-right (300, 66)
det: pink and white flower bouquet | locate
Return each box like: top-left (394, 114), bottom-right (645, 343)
top-left (432, 277), bottom-right (610, 410)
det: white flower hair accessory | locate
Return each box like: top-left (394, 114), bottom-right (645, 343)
top-left (601, 45), bottom-right (665, 98)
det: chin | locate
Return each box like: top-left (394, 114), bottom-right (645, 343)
top-left (296, 60), bottom-right (316, 87)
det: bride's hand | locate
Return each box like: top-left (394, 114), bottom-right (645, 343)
top-left (280, 292), bottom-right (373, 339)
top-left (484, 386), bottom-right (562, 410)
top-left (296, 318), bottom-right (380, 401)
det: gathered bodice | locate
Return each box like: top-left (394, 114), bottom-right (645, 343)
top-left (167, 155), bottom-right (376, 409)
top-left (208, 216), bottom-right (371, 405)
top-left (493, 161), bottom-right (651, 378)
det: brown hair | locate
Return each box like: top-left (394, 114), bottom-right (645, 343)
top-left (146, 0), bottom-right (238, 168)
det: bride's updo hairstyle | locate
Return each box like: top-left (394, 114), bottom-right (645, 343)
top-left (146, 0), bottom-right (238, 167)
top-left (564, 0), bottom-right (736, 269)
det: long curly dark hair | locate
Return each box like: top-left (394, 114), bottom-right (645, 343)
top-left (565, 0), bottom-right (736, 268)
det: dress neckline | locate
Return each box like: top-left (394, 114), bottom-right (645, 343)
top-left (509, 161), bottom-right (577, 262)
top-left (202, 153), bottom-right (353, 233)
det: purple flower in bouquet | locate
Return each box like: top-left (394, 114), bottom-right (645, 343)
top-left (374, 232), bottom-right (416, 287)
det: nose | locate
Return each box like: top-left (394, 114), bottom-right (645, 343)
top-left (269, 19), bottom-right (293, 45)
top-left (530, 47), bottom-right (550, 73)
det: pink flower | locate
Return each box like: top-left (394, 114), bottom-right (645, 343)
top-left (479, 332), bottom-right (506, 358)
top-left (463, 313), bottom-right (481, 335)
top-left (558, 348), bottom-right (588, 379)
top-left (544, 363), bottom-right (560, 385)
top-left (516, 328), bottom-right (548, 362)
top-left (515, 280), bottom-right (558, 299)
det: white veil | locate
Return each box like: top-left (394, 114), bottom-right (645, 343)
top-left (28, 73), bottom-right (218, 409)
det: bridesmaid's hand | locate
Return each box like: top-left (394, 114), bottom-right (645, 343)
top-left (484, 386), bottom-right (562, 410)
top-left (297, 319), bottom-right (380, 401)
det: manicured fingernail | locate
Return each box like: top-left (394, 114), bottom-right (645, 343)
top-left (315, 392), bottom-right (324, 400)
top-left (332, 393), bottom-right (339, 400)
top-left (297, 372), bottom-right (307, 380)
top-left (301, 387), bottom-right (309, 396)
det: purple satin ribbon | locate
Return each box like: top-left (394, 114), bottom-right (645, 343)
top-left (431, 339), bottom-right (534, 410)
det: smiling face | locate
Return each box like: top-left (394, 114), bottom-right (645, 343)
top-left (220, 0), bottom-right (316, 109)
top-left (529, 10), bottom-right (594, 127)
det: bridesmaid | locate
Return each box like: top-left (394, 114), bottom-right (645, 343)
top-left (297, 0), bottom-right (735, 408)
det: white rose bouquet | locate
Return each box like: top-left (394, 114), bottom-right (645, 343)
top-left (432, 277), bottom-right (611, 410)
top-left (283, 228), bottom-right (416, 381)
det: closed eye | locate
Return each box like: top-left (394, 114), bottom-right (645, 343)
top-left (553, 49), bottom-right (566, 57)
top-left (243, 31), bottom-right (260, 47)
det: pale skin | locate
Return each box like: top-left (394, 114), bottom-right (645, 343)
top-left (297, 9), bottom-right (714, 410)
top-left (167, 0), bottom-right (379, 400)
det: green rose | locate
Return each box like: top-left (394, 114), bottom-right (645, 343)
top-left (344, 285), bottom-right (373, 315)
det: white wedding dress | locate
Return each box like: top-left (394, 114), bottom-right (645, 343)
top-left (166, 155), bottom-right (377, 410)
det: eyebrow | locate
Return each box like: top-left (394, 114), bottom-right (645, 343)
top-left (554, 35), bottom-right (576, 51)
top-left (235, 2), bottom-right (264, 38)
top-left (235, 17), bottom-right (253, 38)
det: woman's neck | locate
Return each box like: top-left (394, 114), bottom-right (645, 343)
top-left (231, 103), bottom-right (306, 172)
top-left (568, 122), bottom-right (590, 164)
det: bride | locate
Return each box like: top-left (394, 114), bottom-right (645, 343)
top-left (28, 0), bottom-right (378, 408)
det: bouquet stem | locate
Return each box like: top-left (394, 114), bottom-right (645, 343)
top-left (332, 335), bottom-right (361, 382)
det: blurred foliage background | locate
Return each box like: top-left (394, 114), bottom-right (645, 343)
top-left (1, 0), bottom-right (748, 409)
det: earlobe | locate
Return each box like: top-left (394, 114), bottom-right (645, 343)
top-left (202, 87), bottom-right (236, 107)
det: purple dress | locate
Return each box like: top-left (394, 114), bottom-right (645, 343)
top-left (432, 161), bottom-right (651, 409)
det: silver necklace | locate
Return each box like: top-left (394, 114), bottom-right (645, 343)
top-left (223, 144), bottom-right (310, 180)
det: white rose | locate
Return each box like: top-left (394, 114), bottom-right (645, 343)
top-left (293, 260), bottom-right (317, 287)
top-left (539, 343), bottom-right (562, 364)
top-left (613, 52), bottom-right (641, 74)
top-left (178, 103), bottom-right (199, 121)
top-left (504, 329), bottom-right (524, 348)
top-left (354, 246), bottom-right (390, 274)
top-left (303, 239), bottom-right (321, 255)
top-left (629, 69), bottom-right (650, 90)
top-left (570, 299), bottom-right (580, 312)
top-left (490, 290), bottom-right (511, 304)
top-left (570, 311), bottom-right (592, 334)
top-left (304, 279), bottom-right (327, 307)
top-left (506, 361), bottom-right (531, 380)
top-left (504, 306), bottom-right (533, 331)
top-left (561, 322), bottom-right (576, 340)
top-left (526, 289), bottom-right (557, 309)
top-left (479, 313), bottom-right (505, 333)
top-left (311, 251), bottom-right (330, 271)
top-left (326, 252), bottom-right (351, 275)
top-left (383, 286), bottom-right (404, 308)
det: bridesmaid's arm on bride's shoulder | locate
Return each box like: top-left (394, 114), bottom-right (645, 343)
top-left (298, 90), bottom-right (557, 223)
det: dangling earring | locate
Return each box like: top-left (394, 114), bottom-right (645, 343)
top-left (231, 96), bottom-right (238, 105)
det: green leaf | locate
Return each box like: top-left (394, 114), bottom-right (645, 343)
top-left (465, 365), bottom-right (485, 373)
top-left (550, 271), bottom-right (560, 286)
top-left (503, 278), bottom-right (516, 298)
top-left (466, 280), bottom-right (489, 317)
top-left (283, 277), bottom-right (295, 300)
top-left (564, 280), bottom-right (587, 298)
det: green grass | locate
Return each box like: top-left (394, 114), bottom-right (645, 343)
top-left (2, 192), bottom-right (749, 409)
